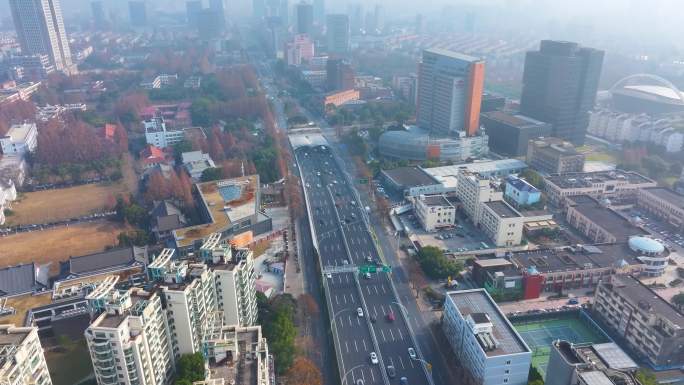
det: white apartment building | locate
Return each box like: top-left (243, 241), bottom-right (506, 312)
top-left (195, 312), bottom-right (272, 385)
top-left (588, 109), bottom-right (684, 153)
top-left (0, 122), bottom-right (37, 155)
top-left (0, 178), bottom-right (17, 225)
top-left (456, 169), bottom-right (503, 226)
top-left (414, 194), bottom-right (456, 231)
top-left (480, 201), bottom-right (524, 247)
top-left (85, 288), bottom-right (175, 385)
top-left (443, 289), bottom-right (532, 385)
top-left (200, 234), bottom-right (258, 327)
top-left (159, 262), bottom-right (217, 358)
top-left (144, 117), bottom-right (185, 148)
top-left (0, 324), bottom-right (52, 385)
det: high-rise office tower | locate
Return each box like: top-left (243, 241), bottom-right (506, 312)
top-left (279, 0), bottom-right (289, 26)
top-left (313, 0), bottom-right (324, 24)
top-left (326, 14), bottom-right (350, 55)
top-left (296, 2), bottom-right (313, 35)
top-left (520, 40), bottom-right (604, 145)
top-left (348, 3), bottom-right (363, 35)
top-left (185, 1), bottom-right (202, 27)
top-left (326, 58), bottom-right (355, 92)
top-left (9, 0), bottom-right (73, 73)
top-left (253, 0), bottom-right (266, 19)
top-left (208, 0), bottom-right (226, 31)
top-left (416, 48), bottom-right (485, 137)
top-left (128, 1), bottom-right (148, 26)
top-left (91, 1), bottom-right (107, 26)
top-left (415, 13), bottom-right (424, 34)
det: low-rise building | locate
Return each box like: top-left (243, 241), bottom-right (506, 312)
top-left (58, 246), bottom-right (148, 281)
top-left (139, 145), bottom-right (174, 169)
top-left (504, 176), bottom-right (541, 207)
top-left (380, 166), bottom-right (443, 197)
top-left (173, 176), bottom-right (272, 252)
top-left (480, 200), bottom-right (524, 247)
top-left (546, 340), bottom-right (638, 385)
top-left (544, 170), bottom-right (656, 206)
top-left (424, 159), bottom-right (527, 194)
top-left (636, 187), bottom-right (684, 230)
top-left (182, 151), bottom-right (216, 181)
top-left (144, 117), bottom-right (185, 148)
top-left (150, 200), bottom-right (187, 243)
top-left (414, 194), bottom-right (456, 231)
top-left (480, 111), bottom-right (551, 157)
top-left (442, 289), bottom-right (532, 385)
top-left (527, 137), bottom-right (585, 175)
top-left (565, 195), bottom-right (647, 243)
top-left (0, 263), bottom-right (48, 298)
top-left (323, 88), bottom-right (360, 108)
top-left (378, 125), bottom-right (489, 162)
top-left (0, 324), bottom-right (53, 385)
top-left (0, 122), bottom-right (37, 155)
top-left (593, 275), bottom-right (684, 370)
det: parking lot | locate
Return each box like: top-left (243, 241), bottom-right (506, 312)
top-left (399, 211), bottom-right (492, 255)
top-left (621, 208), bottom-right (684, 249)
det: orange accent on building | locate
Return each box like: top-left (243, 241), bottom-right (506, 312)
top-left (323, 89), bottom-right (360, 108)
top-left (464, 61), bottom-right (485, 137)
top-left (426, 143), bottom-right (441, 160)
top-left (229, 231), bottom-right (254, 248)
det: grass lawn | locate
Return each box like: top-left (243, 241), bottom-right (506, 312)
top-left (5, 155), bottom-right (137, 226)
top-left (45, 339), bottom-right (94, 385)
top-left (585, 151), bottom-right (618, 163)
top-left (0, 220), bottom-right (131, 274)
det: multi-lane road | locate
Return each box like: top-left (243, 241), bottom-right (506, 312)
top-left (296, 145), bottom-right (432, 385)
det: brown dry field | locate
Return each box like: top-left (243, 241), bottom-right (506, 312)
top-left (0, 220), bottom-right (131, 274)
top-left (5, 154), bottom-right (138, 226)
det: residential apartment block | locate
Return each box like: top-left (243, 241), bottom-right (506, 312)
top-left (480, 201), bottom-right (524, 247)
top-left (544, 170), bottom-right (656, 206)
top-left (85, 288), bottom-right (175, 385)
top-left (636, 187), bottom-right (684, 230)
top-left (0, 122), bottom-right (37, 155)
top-left (526, 137), bottom-right (585, 175)
top-left (593, 275), bottom-right (684, 369)
top-left (196, 312), bottom-right (272, 385)
top-left (0, 324), bottom-right (52, 385)
top-left (442, 289), bottom-right (531, 385)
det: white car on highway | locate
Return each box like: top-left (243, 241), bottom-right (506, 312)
top-left (408, 347), bottom-right (417, 360)
top-left (357, 307), bottom-right (364, 317)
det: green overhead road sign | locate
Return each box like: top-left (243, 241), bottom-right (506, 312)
top-left (359, 265), bottom-right (392, 274)
top-left (358, 178), bottom-right (368, 184)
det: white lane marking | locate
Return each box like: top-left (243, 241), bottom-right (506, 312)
top-left (348, 315), bottom-right (352, 327)
top-left (370, 367), bottom-right (375, 382)
top-left (354, 340), bottom-right (358, 352)
top-left (380, 305), bottom-right (386, 315)
top-left (335, 295), bottom-right (339, 305)
top-left (362, 339), bottom-right (367, 351)
top-left (374, 286), bottom-right (379, 295)
top-left (361, 369), bottom-right (366, 382)
top-left (380, 329), bottom-right (386, 342)
top-left (366, 286), bottom-right (371, 295)
top-left (397, 328), bottom-right (404, 341)
top-left (373, 306), bottom-right (378, 318)
top-left (409, 358), bottom-right (415, 368)
top-left (356, 317), bottom-right (360, 326)
top-left (345, 341), bottom-right (349, 353)
top-left (389, 329), bottom-right (395, 342)
top-left (399, 356), bottom-right (405, 370)
top-left (381, 285), bottom-right (387, 294)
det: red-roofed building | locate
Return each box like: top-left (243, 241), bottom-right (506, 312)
top-left (140, 103), bottom-right (191, 129)
top-left (139, 145), bottom-right (173, 169)
top-left (103, 123), bottom-right (117, 142)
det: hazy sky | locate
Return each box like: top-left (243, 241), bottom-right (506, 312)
top-left (2, 0), bottom-right (683, 49)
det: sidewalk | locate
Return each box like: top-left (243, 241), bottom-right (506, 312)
top-left (284, 220), bottom-right (305, 297)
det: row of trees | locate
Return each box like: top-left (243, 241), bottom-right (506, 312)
top-left (257, 293), bottom-right (297, 373)
top-left (0, 100), bottom-right (36, 136)
top-left (416, 246), bottom-right (463, 280)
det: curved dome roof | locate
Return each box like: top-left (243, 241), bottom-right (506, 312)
top-left (629, 236), bottom-right (665, 254)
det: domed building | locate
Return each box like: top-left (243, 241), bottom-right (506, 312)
top-left (628, 236), bottom-right (668, 276)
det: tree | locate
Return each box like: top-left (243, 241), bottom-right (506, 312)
top-left (200, 167), bottom-right (224, 182)
top-left (175, 353), bottom-right (205, 385)
top-left (520, 169), bottom-right (544, 190)
top-left (284, 357), bottom-right (322, 385)
top-left (416, 246), bottom-right (463, 280)
top-left (298, 294), bottom-right (319, 319)
top-left (635, 369), bottom-right (657, 385)
top-left (528, 366), bottom-right (543, 384)
top-left (673, 292), bottom-right (684, 311)
top-left (259, 294), bottom-right (297, 373)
